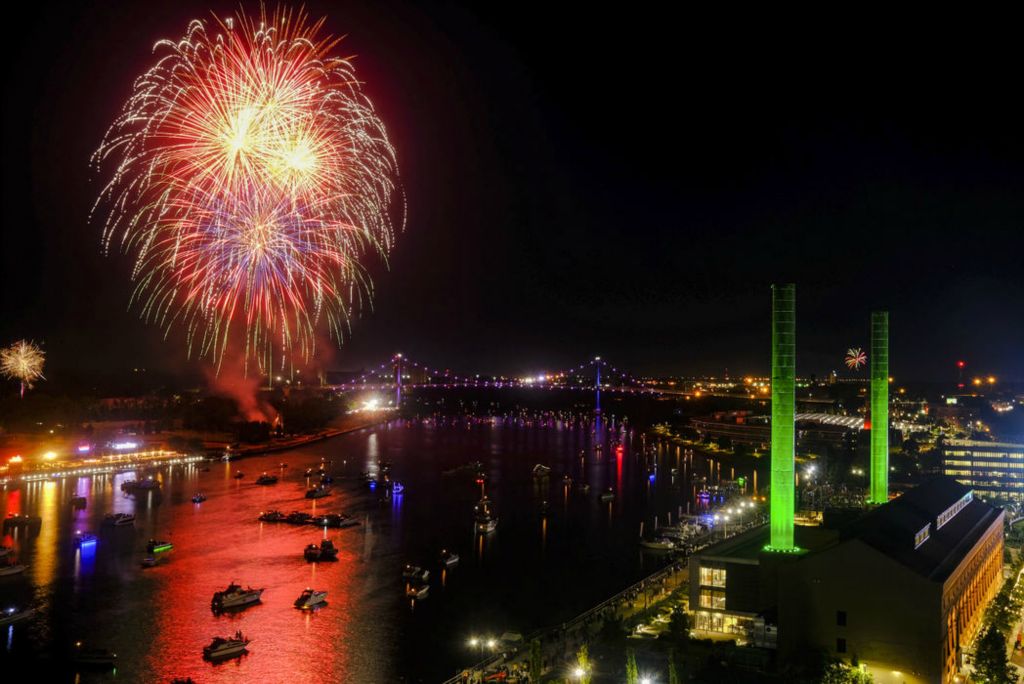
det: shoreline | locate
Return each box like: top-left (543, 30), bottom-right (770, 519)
top-left (213, 414), bottom-right (387, 460)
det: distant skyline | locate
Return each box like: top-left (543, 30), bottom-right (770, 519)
top-left (3, 2), bottom-right (1023, 382)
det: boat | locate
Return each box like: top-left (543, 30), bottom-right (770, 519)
top-left (577, 482), bottom-right (591, 493)
top-left (304, 539), bottom-right (339, 562)
top-left (134, 477), bottom-right (160, 490)
top-left (305, 468), bottom-right (315, 477)
top-left (255, 473), bottom-right (278, 485)
top-left (140, 555), bottom-right (161, 568)
top-left (305, 484), bottom-right (331, 499)
top-left (532, 464), bottom-right (551, 477)
top-left (0, 546), bottom-right (11, 559)
top-left (0, 564), bottom-right (27, 577)
top-left (75, 532), bottom-right (98, 549)
top-left (103, 513), bottom-right (135, 527)
top-left (285, 511), bottom-right (314, 525)
top-left (314, 513), bottom-right (359, 529)
top-left (600, 488), bottom-right (615, 502)
top-left (0, 606), bottom-right (35, 626)
top-left (202, 631), bottom-right (250, 660)
top-left (191, 493), bottom-right (207, 504)
top-left (279, 462), bottom-right (288, 468)
top-left (70, 496), bottom-right (87, 509)
top-left (539, 500), bottom-right (551, 517)
top-left (439, 549), bottom-right (460, 567)
top-left (258, 510), bottom-right (287, 522)
top-left (3, 514), bottom-right (41, 533)
top-left (293, 588), bottom-right (328, 610)
top-left (233, 472), bottom-right (245, 479)
top-left (146, 539), bottom-right (174, 554)
top-left (406, 583), bottom-right (430, 599)
top-left (211, 582), bottom-right (264, 611)
top-left (73, 642), bottom-right (118, 667)
top-left (640, 538), bottom-right (676, 551)
top-left (562, 475), bottom-right (573, 486)
top-left (120, 480), bottom-right (138, 492)
top-left (390, 481), bottom-right (405, 494)
top-left (477, 517), bottom-right (499, 534)
top-left (402, 564), bottom-right (430, 582)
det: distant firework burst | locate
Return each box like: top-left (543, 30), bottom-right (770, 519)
top-left (845, 347), bottom-right (867, 370)
top-left (92, 6), bottom-right (402, 370)
top-left (1, 340), bottom-right (46, 398)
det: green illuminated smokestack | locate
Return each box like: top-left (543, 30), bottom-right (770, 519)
top-left (768, 284), bottom-right (796, 551)
top-left (870, 311), bottom-right (889, 503)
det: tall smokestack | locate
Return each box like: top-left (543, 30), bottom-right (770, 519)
top-left (768, 284), bottom-right (796, 551)
top-left (870, 311), bottom-right (889, 503)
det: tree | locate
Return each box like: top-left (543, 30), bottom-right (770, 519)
top-left (576, 644), bottom-right (592, 684)
top-left (668, 608), bottom-right (689, 644)
top-left (974, 625), bottom-right (1015, 684)
top-left (668, 648), bottom-right (682, 684)
top-left (529, 638), bottom-right (542, 682)
top-left (625, 648), bottom-right (639, 684)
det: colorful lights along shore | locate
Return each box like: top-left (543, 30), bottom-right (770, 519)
top-left (92, 6), bottom-right (402, 371)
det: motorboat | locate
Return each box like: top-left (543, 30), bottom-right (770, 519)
top-left (477, 517), bottom-right (498, 534)
top-left (70, 496), bottom-right (87, 509)
top-left (202, 631), bottom-right (250, 660)
top-left (146, 539), bottom-right (174, 554)
top-left (402, 564), bottom-right (430, 582)
top-left (258, 510), bottom-right (286, 522)
top-left (293, 588), bottom-right (328, 610)
top-left (600, 488), bottom-right (615, 502)
top-left (120, 480), bottom-right (138, 492)
top-left (135, 477), bottom-right (160, 490)
top-left (539, 500), bottom-right (551, 517)
top-left (285, 511), bottom-right (314, 525)
top-left (304, 539), bottom-right (339, 562)
top-left (191, 493), bottom-right (207, 504)
top-left (3, 514), bottom-right (41, 533)
top-left (255, 473), bottom-right (278, 485)
top-left (0, 606), bottom-right (35, 626)
top-left (640, 538), bottom-right (676, 552)
top-left (73, 642), bottom-right (118, 667)
top-left (0, 564), bottom-right (27, 577)
top-left (233, 472), bottom-right (245, 479)
top-left (75, 532), bottom-right (98, 550)
top-left (211, 582), bottom-right (264, 611)
top-left (439, 549), bottom-right (460, 567)
top-left (305, 484), bottom-right (331, 499)
top-left (406, 583), bottom-right (430, 599)
top-left (305, 468), bottom-right (315, 477)
top-left (315, 513), bottom-right (358, 529)
top-left (562, 475), bottom-right (573, 486)
top-left (279, 462), bottom-right (288, 468)
top-left (532, 464), bottom-right (551, 477)
top-left (103, 513), bottom-right (135, 527)
top-left (388, 481), bottom-right (404, 494)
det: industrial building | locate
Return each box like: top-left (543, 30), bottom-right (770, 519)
top-left (688, 286), bottom-right (1005, 684)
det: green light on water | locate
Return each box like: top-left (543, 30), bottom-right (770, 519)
top-left (769, 284), bottom-right (796, 551)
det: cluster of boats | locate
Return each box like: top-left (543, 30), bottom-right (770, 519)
top-left (258, 510), bottom-right (359, 529)
top-left (401, 549), bottom-right (461, 600)
top-left (120, 478), bottom-right (160, 494)
top-left (640, 521), bottom-right (711, 553)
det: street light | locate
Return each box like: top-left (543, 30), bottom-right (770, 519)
top-left (573, 667), bottom-right (586, 680)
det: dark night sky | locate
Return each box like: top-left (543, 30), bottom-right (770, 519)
top-left (2, 3), bottom-right (1023, 384)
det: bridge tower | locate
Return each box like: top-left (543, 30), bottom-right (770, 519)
top-left (394, 353), bottom-right (403, 407)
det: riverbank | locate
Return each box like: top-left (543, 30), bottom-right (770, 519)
top-left (210, 412), bottom-right (388, 460)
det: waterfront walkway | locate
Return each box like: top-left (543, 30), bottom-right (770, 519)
top-left (441, 559), bottom-right (690, 684)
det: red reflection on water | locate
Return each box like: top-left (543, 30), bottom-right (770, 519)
top-left (143, 494), bottom-right (357, 682)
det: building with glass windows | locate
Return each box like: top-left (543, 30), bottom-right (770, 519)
top-left (942, 439), bottom-right (1024, 502)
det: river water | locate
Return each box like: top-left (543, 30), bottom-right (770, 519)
top-left (1, 415), bottom-right (709, 682)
